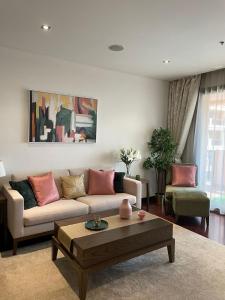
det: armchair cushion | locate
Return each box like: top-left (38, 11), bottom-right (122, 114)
top-left (165, 185), bottom-right (199, 198)
top-left (171, 164), bottom-right (197, 187)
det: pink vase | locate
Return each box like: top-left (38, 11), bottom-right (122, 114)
top-left (119, 199), bottom-right (132, 219)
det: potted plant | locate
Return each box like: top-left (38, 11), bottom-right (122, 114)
top-left (143, 128), bottom-right (176, 197)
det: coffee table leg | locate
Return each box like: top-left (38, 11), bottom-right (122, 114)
top-left (51, 239), bottom-right (58, 261)
top-left (167, 238), bottom-right (175, 263)
top-left (78, 269), bottom-right (88, 300)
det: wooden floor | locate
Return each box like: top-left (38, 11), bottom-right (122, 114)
top-left (143, 199), bottom-right (225, 246)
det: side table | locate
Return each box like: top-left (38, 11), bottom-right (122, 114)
top-left (139, 178), bottom-right (150, 211)
top-left (131, 177), bottom-right (150, 211)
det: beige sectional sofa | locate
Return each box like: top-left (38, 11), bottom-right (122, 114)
top-left (3, 168), bottom-right (142, 254)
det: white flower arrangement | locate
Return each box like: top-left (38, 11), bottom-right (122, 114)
top-left (119, 148), bottom-right (141, 176)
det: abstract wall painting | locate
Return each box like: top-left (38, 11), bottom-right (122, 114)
top-left (29, 91), bottom-right (97, 143)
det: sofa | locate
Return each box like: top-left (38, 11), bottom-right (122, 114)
top-left (3, 168), bottom-right (142, 255)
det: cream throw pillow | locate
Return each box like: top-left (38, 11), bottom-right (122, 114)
top-left (61, 175), bottom-right (86, 199)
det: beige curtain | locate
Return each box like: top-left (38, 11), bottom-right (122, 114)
top-left (181, 106), bottom-right (197, 163)
top-left (167, 75), bottom-right (201, 160)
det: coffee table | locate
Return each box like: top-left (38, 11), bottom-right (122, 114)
top-left (52, 209), bottom-right (175, 300)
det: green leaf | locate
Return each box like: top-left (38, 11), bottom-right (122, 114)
top-left (143, 127), bottom-right (177, 171)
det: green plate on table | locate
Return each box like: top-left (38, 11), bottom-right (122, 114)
top-left (85, 219), bottom-right (108, 231)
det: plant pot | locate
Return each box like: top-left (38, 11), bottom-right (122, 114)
top-left (156, 169), bottom-right (166, 196)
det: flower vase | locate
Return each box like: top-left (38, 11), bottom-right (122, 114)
top-left (126, 164), bottom-right (132, 177)
top-left (119, 199), bottom-right (132, 219)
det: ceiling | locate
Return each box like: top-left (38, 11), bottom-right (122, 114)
top-left (1, 0), bottom-right (225, 80)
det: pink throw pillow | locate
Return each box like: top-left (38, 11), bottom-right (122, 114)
top-left (88, 169), bottom-right (115, 195)
top-left (28, 172), bottom-right (59, 206)
top-left (171, 164), bottom-right (197, 187)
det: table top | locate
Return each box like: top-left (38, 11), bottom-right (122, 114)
top-left (55, 208), bottom-right (123, 229)
top-left (57, 210), bottom-right (159, 251)
top-left (74, 217), bottom-right (172, 251)
top-left (55, 208), bottom-right (173, 252)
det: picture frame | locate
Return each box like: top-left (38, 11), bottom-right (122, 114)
top-left (29, 90), bottom-right (97, 143)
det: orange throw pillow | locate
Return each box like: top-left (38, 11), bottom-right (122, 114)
top-left (28, 172), bottom-right (59, 206)
top-left (171, 164), bottom-right (197, 187)
top-left (88, 169), bottom-right (115, 195)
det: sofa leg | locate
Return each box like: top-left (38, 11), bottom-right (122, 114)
top-left (13, 239), bottom-right (18, 255)
top-left (206, 216), bottom-right (209, 228)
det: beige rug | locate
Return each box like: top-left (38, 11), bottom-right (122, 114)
top-left (1, 225), bottom-right (225, 300)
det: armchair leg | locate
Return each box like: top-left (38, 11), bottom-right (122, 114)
top-left (201, 216), bottom-right (209, 228)
top-left (13, 239), bottom-right (18, 255)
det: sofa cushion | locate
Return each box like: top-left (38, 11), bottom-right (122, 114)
top-left (61, 175), bottom-right (86, 199)
top-left (88, 169), bottom-right (115, 195)
top-left (69, 168), bottom-right (89, 192)
top-left (114, 172), bottom-right (125, 193)
top-left (23, 199), bottom-right (89, 226)
top-left (77, 193), bottom-right (136, 213)
top-left (28, 172), bottom-right (60, 206)
top-left (9, 180), bottom-right (37, 210)
top-left (12, 169), bottom-right (70, 198)
top-left (69, 167), bottom-right (113, 187)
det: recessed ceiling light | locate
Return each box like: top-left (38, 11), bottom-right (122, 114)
top-left (163, 59), bottom-right (171, 64)
top-left (108, 44), bottom-right (124, 51)
top-left (41, 24), bottom-right (52, 32)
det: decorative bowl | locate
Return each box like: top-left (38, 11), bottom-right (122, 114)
top-left (85, 219), bottom-right (108, 231)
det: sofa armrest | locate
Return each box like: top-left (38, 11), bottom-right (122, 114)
top-left (123, 177), bottom-right (142, 209)
top-left (3, 184), bottom-right (24, 239)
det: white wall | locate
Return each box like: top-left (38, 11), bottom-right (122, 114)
top-left (0, 46), bottom-right (168, 193)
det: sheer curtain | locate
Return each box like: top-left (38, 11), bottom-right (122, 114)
top-left (195, 83), bottom-right (225, 214)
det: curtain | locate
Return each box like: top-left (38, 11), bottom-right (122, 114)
top-left (181, 106), bottom-right (197, 163)
top-left (167, 75), bottom-right (201, 160)
top-left (194, 70), bottom-right (225, 215)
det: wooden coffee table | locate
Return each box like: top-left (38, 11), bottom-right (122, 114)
top-left (52, 209), bottom-right (175, 300)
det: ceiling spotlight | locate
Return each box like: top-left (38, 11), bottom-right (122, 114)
top-left (163, 59), bottom-right (171, 64)
top-left (41, 24), bottom-right (52, 32)
top-left (108, 44), bottom-right (124, 51)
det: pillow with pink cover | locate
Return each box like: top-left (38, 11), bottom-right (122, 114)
top-left (88, 169), bottom-right (115, 195)
top-left (28, 172), bottom-right (59, 206)
top-left (171, 164), bottom-right (197, 187)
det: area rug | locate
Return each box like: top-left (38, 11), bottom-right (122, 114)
top-left (1, 225), bottom-right (225, 300)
